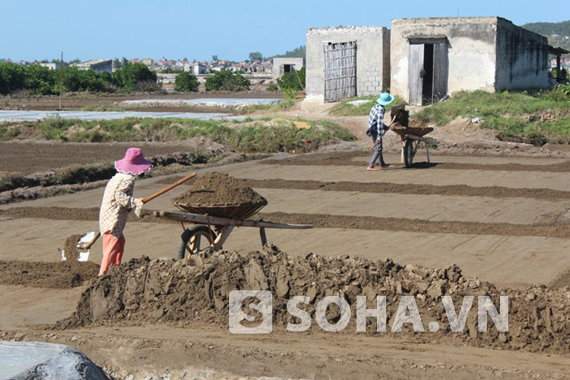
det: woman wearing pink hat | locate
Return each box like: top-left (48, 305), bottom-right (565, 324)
top-left (98, 148), bottom-right (153, 276)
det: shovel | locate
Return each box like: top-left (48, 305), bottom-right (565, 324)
top-left (68, 173), bottom-right (197, 259)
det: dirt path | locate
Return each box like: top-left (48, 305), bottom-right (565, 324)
top-left (261, 151), bottom-right (570, 172)
top-left (4, 324), bottom-right (569, 379)
top-left (221, 161), bottom-right (570, 191)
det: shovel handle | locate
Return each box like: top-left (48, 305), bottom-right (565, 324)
top-left (80, 173), bottom-right (197, 250)
top-left (141, 172), bottom-right (196, 203)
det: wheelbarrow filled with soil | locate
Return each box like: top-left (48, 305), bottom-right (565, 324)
top-left (389, 105), bottom-right (434, 168)
top-left (158, 172), bottom-right (312, 261)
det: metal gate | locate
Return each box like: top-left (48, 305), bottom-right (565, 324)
top-left (324, 41), bottom-right (357, 103)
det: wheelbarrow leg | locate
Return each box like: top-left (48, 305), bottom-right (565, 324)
top-left (426, 142), bottom-right (430, 163)
top-left (260, 227), bottom-right (267, 247)
top-left (212, 226), bottom-right (234, 251)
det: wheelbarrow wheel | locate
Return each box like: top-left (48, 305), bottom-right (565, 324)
top-left (176, 226), bottom-right (217, 260)
top-left (403, 139), bottom-right (414, 168)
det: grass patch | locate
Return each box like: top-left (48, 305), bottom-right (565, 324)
top-left (328, 95), bottom-right (405, 116)
top-left (82, 105), bottom-right (126, 112)
top-left (413, 89), bottom-right (570, 145)
top-left (0, 116), bottom-right (356, 153)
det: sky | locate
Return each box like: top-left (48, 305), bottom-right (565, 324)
top-left (1, 0), bottom-right (567, 62)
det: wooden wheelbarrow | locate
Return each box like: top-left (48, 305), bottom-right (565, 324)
top-left (389, 105), bottom-right (434, 168)
top-left (153, 204), bottom-right (313, 260)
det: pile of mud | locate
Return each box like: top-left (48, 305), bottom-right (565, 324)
top-left (0, 260), bottom-right (99, 288)
top-left (171, 172), bottom-right (267, 207)
top-left (59, 247), bottom-right (570, 354)
top-left (62, 234), bottom-right (83, 261)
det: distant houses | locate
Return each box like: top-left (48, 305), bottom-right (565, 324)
top-left (39, 62), bottom-right (61, 70)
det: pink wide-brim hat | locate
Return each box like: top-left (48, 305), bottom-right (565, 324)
top-left (115, 147), bottom-right (153, 175)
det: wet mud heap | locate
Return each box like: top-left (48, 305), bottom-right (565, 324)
top-left (62, 234), bottom-right (83, 261)
top-left (172, 172), bottom-right (267, 207)
top-left (60, 247), bottom-right (570, 355)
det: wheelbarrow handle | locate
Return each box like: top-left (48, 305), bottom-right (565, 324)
top-left (81, 172), bottom-right (197, 250)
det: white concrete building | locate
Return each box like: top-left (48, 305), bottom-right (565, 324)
top-left (72, 59), bottom-right (113, 73)
top-left (391, 17), bottom-right (550, 105)
top-left (272, 57), bottom-right (304, 81)
top-left (306, 26), bottom-right (391, 103)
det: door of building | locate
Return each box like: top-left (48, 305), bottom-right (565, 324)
top-left (409, 40), bottom-right (448, 106)
top-left (324, 41), bottom-right (357, 103)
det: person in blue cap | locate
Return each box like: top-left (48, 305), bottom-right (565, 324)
top-left (366, 92), bottom-right (394, 171)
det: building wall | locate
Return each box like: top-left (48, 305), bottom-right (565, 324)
top-left (391, 17), bottom-right (498, 104)
top-left (495, 18), bottom-right (549, 90)
top-left (306, 26), bottom-right (390, 102)
top-left (272, 58), bottom-right (304, 80)
top-left (90, 60), bottom-right (113, 74)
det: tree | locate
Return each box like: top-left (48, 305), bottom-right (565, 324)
top-left (0, 62), bottom-right (26, 94)
top-left (63, 67), bottom-right (106, 92)
top-left (212, 55), bottom-right (219, 61)
top-left (112, 62), bottom-right (157, 92)
top-left (175, 72), bottom-right (199, 92)
top-left (205, 70), bottom-right (250, 91)
top-left (273, 45), bottom-right (306, 59)
top-left (249, 52), bottom-right (263, 62)
top-left (25, 64), bottom-right (57, 95)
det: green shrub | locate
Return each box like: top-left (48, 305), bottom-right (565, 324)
top-left (112, 62), bottom-right (157, 92)
top-left (175, 72), bottom-right (199, 92)
top-left (63, 67), bottom-right (108, 92)
top-left (205, 70), bottom-right (250, 91)
top-left (25, 64), bottom-right (58, 95)
top-left (277, 66), bottom-right (305, 92)
top-left (0, 62), bottom-right (26, 94)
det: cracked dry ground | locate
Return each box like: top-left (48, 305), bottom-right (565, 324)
top-left (2, 150), bottom-right (570, 379)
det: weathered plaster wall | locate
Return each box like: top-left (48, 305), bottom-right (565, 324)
top-left (306, 26), bottom-right (390, 102)
top-left (495, 18), bottom-right (549, 90)
top-left (272, 58), bottom-right (305, 81)
top-left (390, 17), bottom-right (498, 103)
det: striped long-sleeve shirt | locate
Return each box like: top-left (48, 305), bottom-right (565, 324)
top-left (367, 104), bottom-right (386, 140)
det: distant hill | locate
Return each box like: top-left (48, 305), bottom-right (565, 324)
top-left (272, 46), bottom-right (306, 60)
top-left (522, 20), bottom-right (570, 53)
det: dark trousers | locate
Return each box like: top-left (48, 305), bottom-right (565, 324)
top-left (369, 137), bottom-right (385, 168)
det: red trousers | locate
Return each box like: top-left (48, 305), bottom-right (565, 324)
top-left (98, 231), bottom-right (125, 276)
